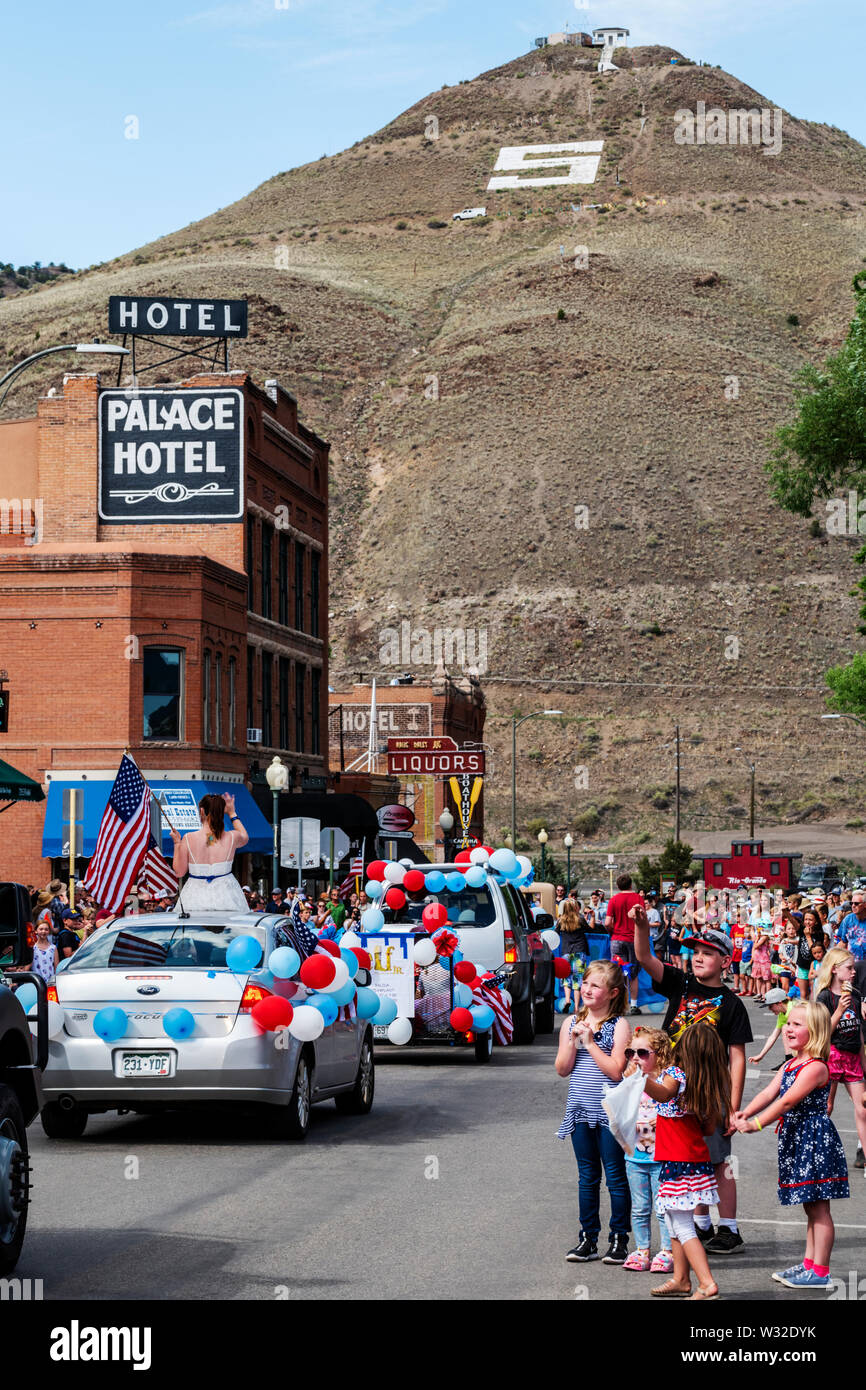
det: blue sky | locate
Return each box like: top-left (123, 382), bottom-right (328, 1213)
top-left (2, 0), bottom-right (863, 268)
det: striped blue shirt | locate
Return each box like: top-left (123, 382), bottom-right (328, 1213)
top-left (557, 1016), bottom-right (620, 1137)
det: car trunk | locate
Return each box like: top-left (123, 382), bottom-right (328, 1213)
top-left (55, 969), bottom-right (248, 1038)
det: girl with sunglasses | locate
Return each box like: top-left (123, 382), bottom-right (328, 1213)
top-left (621, 1027), bottom-right (675, 1274)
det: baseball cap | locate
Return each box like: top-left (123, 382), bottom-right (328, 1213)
top-left (94, 909), bottom-right (115, 926)
top-left (690, 928), bottom-right (734, 957)
top-left (764, 987), bottom-right (789, 1006)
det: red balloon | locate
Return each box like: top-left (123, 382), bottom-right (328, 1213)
top-left (554, 957), bottom-right (573, 978)
top-left (422, 902), bottom-right (448, 932)
top-left (300, 954), bottom-right (337, 990)
top-left (384, 886), bottom-right (407, 910)
top-left (350, 947), bottom-right (371, 970)
top-left (251, 996), bottom-right (294, 1031)
top-left (454, 849), bottom-right (473, 864)
top-left (403, 869), bottom-right (426, 894)
top-left (449, 1007), bottom-right (474, 1032)
top-left (366, 860), bottom-right (388, 881)
top-left (317, 938), bottom-right (341, 957)
top-left (454, 960), bottom-right (477, 984)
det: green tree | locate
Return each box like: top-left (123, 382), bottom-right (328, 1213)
top-left (826, 650), bottom-right (866, 718)
top-left (633, 838), bottom-right (694, 894)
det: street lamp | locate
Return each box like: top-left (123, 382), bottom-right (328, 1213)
top-left (538, 827), bottom-right (549, 881)
top-left (564, 832), bottom-right (573, 891)
top-left (511, 709), bottom-right (563, 850)
top-left (0, 342), bottom-right (129, 412)
top-left (822, 713), bottom-right (866, 729)
top-left (265, 756), bottom-right (289, 895)
top-left (439, 808), bottom-right (455, 862)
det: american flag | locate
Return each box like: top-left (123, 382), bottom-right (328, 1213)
top-left (471, 979), bottom-right (513, 1045)
top-left (108, 929), bottom-right (169, 969)
top-left (350, 853), bottom-right (364, 874)
top-left (137, 837), bottom-right (179, 900)
top-left (83, 755), bottom-right (152, 912)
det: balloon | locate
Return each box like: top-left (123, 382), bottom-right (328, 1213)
top-left (470, 1003), bottom-right (496, 1032)
top-left (403, 869), bottom-right (426, 894)
top-left (14, 983), bottom-right (37, 1015)
top-left (299, 954), bottom-right (337, 990)
top-left (541, 929), bottom-right (561, 950)
top-left (516, 854), bottom-right (533, 878)
top-left (453, 982), bottom-right (473, 1008)
top-left (251, 996), bottom-right (294, 1031)
top-left (399, 857), bottom-right (415, 868)
top-left (226, 934), bottom-right (263, 972)
top-left (317, 938), bottom-right (341, 957)
top-left (388, 1017), bottom-right (413, 1045)
top-left (449, 1007), bottom-right (474, 1031)
top-left (163, 1007), bottom-right (196, 1040)
top-left (288, 1005), bottom-right (325, 1041)
top-left (340, 948), bottom-right (360, 978)
top-left (445, 872), bottom-right (466, 892)
top-left (554, 957), bottom-right (573, 978)
top-left (469, 847), bottom-right (491, 864)
top-left (355, 986), bottom-right (381, 1019)
top-left (464, 865), bottom-right (487, 888)
top-left (413, 937), bottom-right (437, 967)
top-left (457, 909), bottom-right (476, 922)
top-left (365, 879), bottom-right (384, 899)
top-left (422, 902), bottom-right (448, 931)
top-left (93, 1006), bottom-right (128, 1042)
top-left (489, 848), bottom-right (518, 877)
top-left (32, 1002), bottom-right (66, 1040)
top-left (307, 993), bottom-right (339, 1026)
top-left (446, 908), bottom-right (459, 923)
top-left (383, 862), bottom-right (405, 884)
top-left (454, 960), bottom-right (477, 984)
top-left (340, 931), bottom-right (362, 949)
top-left (372, 996), bottom-right (398, 1027)
top-left (350, 946), bottom-right (371, 970)
top-left (268, 946), bottom-right (300, 979)
top-left (361, 907), bottom-right (385, 931)
top-left (384, 886), bottom-right (406, 910)
top-left (454, 849), bottom-right (473, 864)
top-left (318, 957), bottom-right (350, 994)
top-left (424, 870), bottom-right (446, 892)
top-left (366, 860), bottom-right (388, 881)
top-left (330, 979), bottom-right (356, 1007)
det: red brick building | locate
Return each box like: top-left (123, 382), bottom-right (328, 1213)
top-left (0, 368), bottom-right (329, 886)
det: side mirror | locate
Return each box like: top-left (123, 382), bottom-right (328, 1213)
top-left (534, 912), bottom-right (555, 931)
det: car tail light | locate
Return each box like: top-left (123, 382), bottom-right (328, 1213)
top-left (504, 927), bottom-right (517, 964)
top-left (464, 1030), bottom-right (475, 1042)
top-left (46, 985), bottom-right (58, 1003)
top-left (240, 982), bottom-right (272, 1013)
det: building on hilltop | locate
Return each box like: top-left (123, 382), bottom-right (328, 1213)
top-left (544, 31), bottom-right (594, 47)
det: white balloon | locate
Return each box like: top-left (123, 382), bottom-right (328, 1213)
top-left (469, 847), bottom-right (490, 864)
top-left (28, 1001), bottom-right (66, 1040)
top-left (288, 1005), bottom-right (325, 1041)
top-left (318, 956), bottom-right (350, 993)
top-left (398, 857), bottom-right (414, 868)
top-left (516, 854), bottom-right (533, 877)
top-left (383, 862), bottom-right (406, 884)
top-left (340, 930), bottom-right (362, 950)
top-left (413, 938), bottom-right (437, 967)
top-left (541, 929), bottom-right (561, 950)
top-left (388, 1016), bottom-right (413, 1045)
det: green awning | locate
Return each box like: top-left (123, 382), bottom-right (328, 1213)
top-left (0, 758), bottom-right (45, 805)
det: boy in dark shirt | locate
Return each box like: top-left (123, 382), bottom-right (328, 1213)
top-left (633, 908), bottom-right (752, 1254)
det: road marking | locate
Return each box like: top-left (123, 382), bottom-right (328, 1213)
top-left (746, 1069), bottom-right (761, 1079)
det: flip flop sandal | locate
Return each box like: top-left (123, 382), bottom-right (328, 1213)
top-left (650, 1279), bottom-right (692, 1298)
top-left (688, 1287), bottom-right (720, 1300)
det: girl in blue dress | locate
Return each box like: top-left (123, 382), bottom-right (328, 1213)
top-left (734, 1000), bottom-right (849, 1290)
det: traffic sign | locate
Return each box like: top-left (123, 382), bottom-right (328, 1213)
top-left (387, 735), bottom-right (457, 753)
top-left (320, 826), bottom-right (350, 867)
top-left (387, 749), bottom-right (485, 777)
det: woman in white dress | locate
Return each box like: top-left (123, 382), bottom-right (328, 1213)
top-left (169, 793), bottom-right (250, 913)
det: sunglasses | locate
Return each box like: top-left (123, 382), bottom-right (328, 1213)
top-left (624, 1047), bottom-right (654, 1059)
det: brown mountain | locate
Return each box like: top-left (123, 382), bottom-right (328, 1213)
top-left (4, 44), bottom-right (866, 861)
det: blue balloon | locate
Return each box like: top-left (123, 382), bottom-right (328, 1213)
top-left (268, 946), bottom-right (300, 979)
top-left (438, 956), bottom-right (453, 968)
top-left (252, 968), bottom-right (276, 992)
top-left (489, 848), bottom-right (518, 877)
top-left (355, 986), bottom-right (381, 1019)
top-left (365, 879), bottom-right (384, 899)
top-left (163, 1007), bottom-right (195, 1040)
top-left (445, 872), bottom-right (466, 892)
top-left (446, 907), bottom-right (460, 922)
top-left (454, 982), bottom-right (473, 1008)
top-left (458, 909), bottom-right (476, 922)
top-left (470, 1003), bottom-right (496, 1032)
top-left (93, 1006), bottom-right (128, 1042)
top-left (14, 983), bottom-right (37, 1015)
top-left (226, 934), bottom-right (262, 972)
top-left (330, 979), bottom-right (357, 1007)
top-left (452, 949), bottom-right (464, 963)
top-left (424, 870), bottom-right (446, 892)
top-left (361, 907), bottom-right (385, 931)
top-left (464, 865), bottom-right (487, 888)
top-left (308, 993), bottom-right (339, 1026)
top-left (340, 948), bottom-right (359, 979)
top-left (372, 996), bottom-right (398, 1027)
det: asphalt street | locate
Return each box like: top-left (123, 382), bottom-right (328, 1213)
top-left (19, 994), bottom-right (866, 1301)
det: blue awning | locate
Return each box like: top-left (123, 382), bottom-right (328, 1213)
top-left (41, 779), bottom-right (272, 858)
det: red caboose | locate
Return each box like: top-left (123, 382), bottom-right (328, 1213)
top-left (698, 839), bottom-right (801, 892)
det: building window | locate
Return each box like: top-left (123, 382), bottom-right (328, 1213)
top-left (732, 845), bottom-right (742, 856)
top-left (311, 551), bottom-right (320, 638)
top-left (247, 646), bottom-right (256, 737)
top-left (311, 668), bottom-right (320, 755)
top-left (143, 648), bottom-right (183, 742)
top-left (228, 656), bottom-right (236, 748)
top-left (770, 861), bottom-right (780, 876)
top-left (295, 542), bottom-right (305, 631)
top-left (214, 653), bottom-right (223, 747)
top-left (279, 657), bottom-right (289, 750)
top-left (246, 516), bottom-right (256, 611)
top-left (295, 663), bottom-right (305, 751)
top-left (261, 651), bottom-right (273, 746)
top-left (261, 522), bottom-right (272, 619)
top-left (713, 862), bottom-right (723, 876)
top-left (203, 650), bottom-right (211, 744)
top-left (278, 532), bottom-right (289, 627)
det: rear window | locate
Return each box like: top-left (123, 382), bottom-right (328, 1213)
top-left (400, 886), bottom-right (498, 929)
top-left (65, 920), bottom-right (267, 971)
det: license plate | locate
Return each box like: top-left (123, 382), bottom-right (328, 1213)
top-left (116, 1052), bottom-right (174, 1077)
top-left (373, 1026), bottom-right (390, 1039)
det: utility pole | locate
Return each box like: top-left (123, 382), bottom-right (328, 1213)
top-left (749, 762), bottom-right (756, 839)
top-left (675, 724), bottom-right (681, 843)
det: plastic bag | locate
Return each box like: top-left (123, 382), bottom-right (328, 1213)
top-left (602, 1067), bottom-right (646, 1157)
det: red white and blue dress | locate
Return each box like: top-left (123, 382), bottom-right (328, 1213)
top-left (776, 1058), bottom-right (849, 1206)
top-left (653, 1065), bottom-right (720, 1214)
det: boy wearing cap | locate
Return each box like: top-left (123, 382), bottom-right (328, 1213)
top-left (633, 908), bottom-right (752, 1255)
top-left (747, 988), bottom-right (795, 1068)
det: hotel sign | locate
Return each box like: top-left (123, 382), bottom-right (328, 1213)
top-left (98, 387), bottom-right (244, 523)
top-left (108, 296), bottom-right (248, 337)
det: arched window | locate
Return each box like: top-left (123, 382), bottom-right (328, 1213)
top-left (214, 653), bottom-right (223, 747)
top-left (203, 650), bottom-right (212, 744)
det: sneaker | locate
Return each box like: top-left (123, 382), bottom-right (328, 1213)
top-left (566, 1235), bottom-right (598, 1262)
top-left (776, 1267), bottom-right (831, 1290)
top-left (855, 1147), bottom-right (865, 1170)
top-left (602, 1234), bottom-right (630, 1265)
top-left (771, 1263), bottom-right (805, 1285)
top-left (705, 1227), bottom-right (745, 1255)
top-left (650, 1250), bottom-right (675, 1273)
top-left (628, 1005), bottom-right (642, 1016)
top-left (695, 1223), bottom-right (715, 1245)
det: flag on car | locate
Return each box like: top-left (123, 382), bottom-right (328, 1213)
top-left (83, 754), bottom-right (152, 912)
top-left (137, 837), bottom-right (179, 900)
top-left (471, 979), bottom-right (513, 1045)
top-left (108, 929), bottom-right (169, 969)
